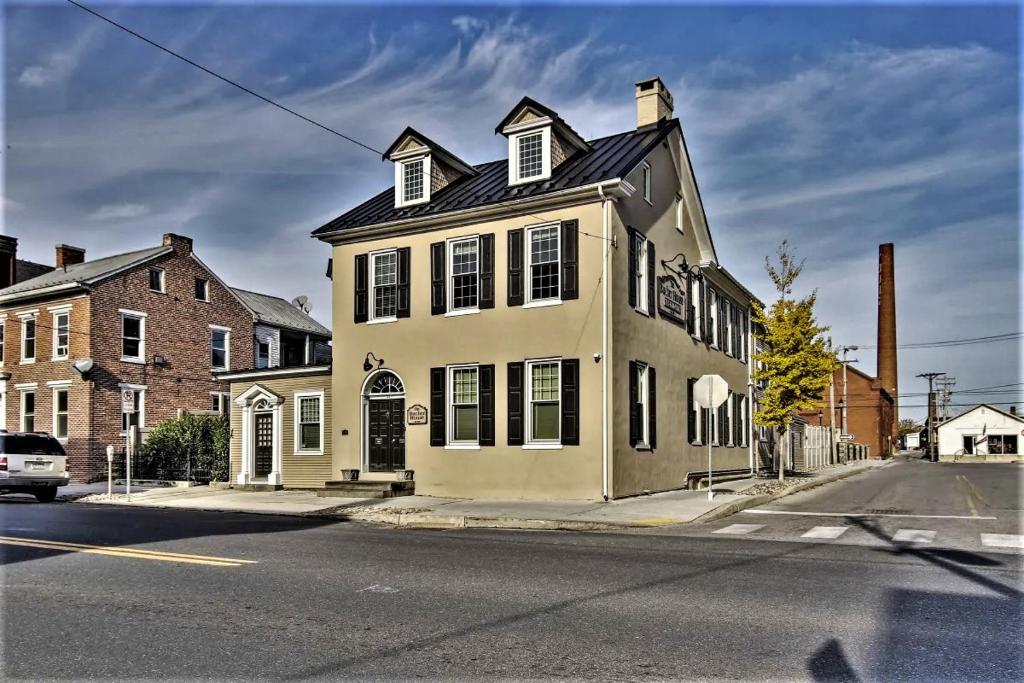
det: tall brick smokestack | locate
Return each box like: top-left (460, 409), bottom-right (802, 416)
top-left (877, 243), bottom-right (898, 435)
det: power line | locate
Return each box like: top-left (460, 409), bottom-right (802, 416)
top-left (857, 331), bottom-right (1021, 350)
top-left (65, 0), bottom-right (383, 156)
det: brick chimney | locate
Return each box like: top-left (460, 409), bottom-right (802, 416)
top-left (55, 244), bottom-right (86, 269)
top-left (0, 235), bottom-right (17, 289)
top-left (635, 77), bottom-right (674, 129)
top-left (1010, 406), bottom-right (1017, 416)
top-left (877, 243), bottom-right (898, 436)
top-left (162, 233), bottom-right (193, 255)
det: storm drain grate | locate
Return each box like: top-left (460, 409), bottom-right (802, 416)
top-left (865, 508), bottom-right (911, 515)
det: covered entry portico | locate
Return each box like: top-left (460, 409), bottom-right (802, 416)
top-left (234, 384), bottom-right (284, 486)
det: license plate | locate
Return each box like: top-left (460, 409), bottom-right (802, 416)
top-left (27, 462), bottom-right (48, 471)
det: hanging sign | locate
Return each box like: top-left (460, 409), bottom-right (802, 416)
top-left (657, 275), bottom-right (687, 326)
top-left (407, 404), bottom-right (428, 425)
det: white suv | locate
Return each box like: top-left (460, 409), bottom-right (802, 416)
top-left (0, 432), bottom-right (70, 503)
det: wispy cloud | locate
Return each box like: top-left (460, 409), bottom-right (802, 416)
top-left (87, 203), bottom-right (150, 221)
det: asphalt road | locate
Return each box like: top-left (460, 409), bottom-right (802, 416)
top-left (2, 460), bottom-right (1021, 681)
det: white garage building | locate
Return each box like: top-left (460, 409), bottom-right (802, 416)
top-left (937, 404), bottom-right (1023, 462)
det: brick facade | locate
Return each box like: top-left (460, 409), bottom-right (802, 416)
top-left (798, 365), bottom-right (896, 458)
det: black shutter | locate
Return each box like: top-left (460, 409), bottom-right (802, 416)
top-left (702, 407), bottom-right (709, 445)
top-left (480, 364), bottom-right (495, 446)
top-left (507, 362), bottom-right (525, 445)
top-left (396, 247), bottom-right (411, 318)
top-left (699, 279), bottom-right (707, 340)
top-left (560, 359), bottom-right (580, 445)
top-left (508, 229), bottom-right (524, 307)
top-left (647, 240), bottom-right (656, 318)
top-left (628, 360), bottom-right (639, 447)
top-left (687, 378), bottom-right (696, 444)
top-left (353, 254), bottom-right (368, 324)
top-left (480, 234), bottom-right (495, 309)
top-left (627, 229), bottom-right (637, 309)
top-left (719, 402), bottom-right (729, 446)
top-left (430, 242), bottom-right (446, 315)
top-left (734, 394), bottom-right (742, 446)
top-left (430, 367), bottom-right (445, 447)
top-left (561, 220), bottom-right (578, 301)
top-left (648, 365), bottom-right (657, 450)
top-left (718, 297), bottom-right (726, 350)
top-left (685, 272), bottom-right (695, 334)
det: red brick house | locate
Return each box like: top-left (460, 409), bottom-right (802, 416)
top-left (0, 233), bottom-right (330, 482)
top-left (798, 364), bottom-right (895, 458)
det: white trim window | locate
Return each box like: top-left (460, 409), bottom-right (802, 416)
top-left (675, 194), bottom-right (685, 232)
top-left (708, 289), bottom-right (719, 348)
top-left (635, 362), bottom-right (650, 448)
top-left (210, 391), bottom-right (231, 415)
top-left (448, 365), bottom-right (479, 446)
top-left (370, 250), bottom-right (399, 322)
top-left (526, 224), bottom-right (560, 304)
top-left (642, 161), bottom-right (652, 204)
top-left (53, 387), bottom-right (69, 440)
top-left (634, 232), bottom-right (649, 315)
top-left (195, 277), bottom-right (210, 302)
top-left (690, 277), bottom-right (701, 339)
top-left (21, 389), bottom-right (36, 432)
top-left (724, 299), bottom-right (733, 356)
top-left (149, 267), bottom-right (165, 293)
top-left (449, 236), bottom-right (480, 312)
top-left (210, 325), bottom-right (230, 371)
top-left (120, 386), bottom-right (145, 433)
top-left (509, 127), bottom-right (551, 185)
top-left (21, 316), bottom-right (37, 363)
top-left (256, 338), bottom-right (271, 369)
top-left (120, 311), bottom-right (146, 362)
top-left (395, 156), bottom-right (431, 207)
top-left (294, 390), bottom-right (324, 455)
top-left (52, 311), bottom-right (70, 360)
top-left (526, 359), bottom-right (560, 445)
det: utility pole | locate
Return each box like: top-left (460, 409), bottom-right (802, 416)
top-left (936, 376), bottom-right (956, 420)
top-left (838, 345), bottom-right (860, 436)
top-left (917, 372), bottom-right (945, 461)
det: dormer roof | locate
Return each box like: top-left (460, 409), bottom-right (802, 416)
top-left (494, 96), bottom-right (591, 154)
top-left (382, 126), bottom-right (478, 177)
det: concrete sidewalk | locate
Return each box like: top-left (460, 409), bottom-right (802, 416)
top-left (66, 459), bottom-right (888, 529)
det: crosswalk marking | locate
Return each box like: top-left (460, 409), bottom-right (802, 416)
top-left (892, 529), bottom-right (936, 544)
top-left (801, 526), bottom-right (848, 539)
top-left (713, 524), bottom-right (764, 535)
top-left (981, 534), bottom-right (1024, 549)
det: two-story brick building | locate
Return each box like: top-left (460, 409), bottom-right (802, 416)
top-left (0, 233), bottom-right (330, 482)
top-left (251, 77), bottom-right (756, 500)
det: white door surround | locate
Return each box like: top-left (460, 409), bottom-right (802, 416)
top-left (360, 369), bottom-right (406, 474)
top-left (234, 384), bottom-right (284, 485)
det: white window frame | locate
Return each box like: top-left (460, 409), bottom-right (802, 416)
top-left (255, 338), bottom-right (272, 368)
top-left (726, 393), bottom-right (735, 446)
top-left (525, 223), bottom-right (561, 307)
top-left (636, 362), bottom-right (650, 448)
top-left (20, 388), bottom-right (36, 432)
top-left (52, 386), bottom-right (69, 441)
top-left (691, 387), bottom-right (704, 445)
top-left (642, 161), bottom-right (652, 204)
top-left (210, 391), bottom-right (231, 414)
top-left (195, 277), bottom-right (210, 302)
top-left (368, 248), bottom-right (399, 324)
top-left (708, 289), bottom-right (719, 348)
top-left (52, 310), bottom-right (70, 360)
top-left (634, 233), bottom-right (649, 315)
top-left (724, 299), bottom-right (733, 356)
top-left (119, 309), bottom-right (146, 363)
top-left (447, 235), bottom-right (480, 314)
top-left (525, 358), bottom-right (562, 448)
top-left (509, 127), bottom-right (552, 185)
top-left (690, 277), bottom-right (701, 340)
top-left (149, 267), bottom-right (166, 293)
top-left (710, 402), bottom-right (720, 446)
top-left (675, 194), bottom-right (685, 233)
top-left (19, 312), bottom-right (38, 364)
top-left (119, 383), bottom-right (146, 434)
top-left (394, 155), bottom-right (431, 207)
top-left (446, 364), bottom-right (480, 449)
top-left (293, 390), bottom-right (325, 456)
top-left (210, 325), bottom-right (231, 371)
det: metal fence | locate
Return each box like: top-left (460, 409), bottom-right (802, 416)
top-left (111, 449), bottom-right (213, 484)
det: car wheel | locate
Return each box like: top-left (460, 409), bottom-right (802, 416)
top-left (34, 487), bottom-right (58, 503)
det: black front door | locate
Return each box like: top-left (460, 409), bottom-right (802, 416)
top-left (368, 398), bottom-right (406, 472)
top-left (254, 412), bottom-right (273, 476)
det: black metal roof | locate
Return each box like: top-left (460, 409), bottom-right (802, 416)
top-left (312, 118), bottom-right (680, 238)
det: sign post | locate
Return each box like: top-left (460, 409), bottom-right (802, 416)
top-left (693, 374), bottom-right (730, 501)
top-left (121, 389), bottom-right (135, 501)
top-left (106, 445), bottom-right (114, 499)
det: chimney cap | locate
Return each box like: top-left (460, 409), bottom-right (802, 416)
top-left (635, 76), bottom-right (674, 103)
top-left (55, 243), bottom-right (86, 253)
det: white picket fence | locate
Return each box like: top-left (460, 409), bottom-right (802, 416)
top-left (801, 425), bottom-right (833, 471)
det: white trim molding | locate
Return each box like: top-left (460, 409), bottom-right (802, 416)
top-left (293, 389), bottom-right (325, 456)
top-left (234, 384), bottom-right (284, 486)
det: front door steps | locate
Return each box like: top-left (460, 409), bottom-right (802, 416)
top-left (317, 479), bottom-right (415, 499)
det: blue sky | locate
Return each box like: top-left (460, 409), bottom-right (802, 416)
top-left (3, 2), bottom-right (1020, 420)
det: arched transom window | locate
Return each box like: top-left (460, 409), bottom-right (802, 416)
top-left (369, 372), bottom-right (404, 396)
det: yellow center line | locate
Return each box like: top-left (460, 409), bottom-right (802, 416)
top-left (956, 475), bottom-right (979, 518)
top-left (0, 536), bottom-right (256, 567)
top-left (960, 474), bottom-right (992, 507)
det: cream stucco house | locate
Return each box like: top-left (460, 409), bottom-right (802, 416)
top-left (229, 77), bottom-right (760, 500)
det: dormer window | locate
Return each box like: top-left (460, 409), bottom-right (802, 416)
top-left (395, 156), bottom-right (431, 207)
top-left (385, 127), bottom-right (477, 210)
top-left (509, 127), bottom-right (551, 185)
top-left (497, 97), bottom-right (591, 188)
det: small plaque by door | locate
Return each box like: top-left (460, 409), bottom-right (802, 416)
top-left (407, 404), bottom-right (428, 425)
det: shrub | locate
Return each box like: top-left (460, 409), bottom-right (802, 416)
top-left (137, 413), bottom-right (230, 482)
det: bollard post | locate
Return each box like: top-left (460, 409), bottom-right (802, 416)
top-left (106, 445), bottom-right (114, 499)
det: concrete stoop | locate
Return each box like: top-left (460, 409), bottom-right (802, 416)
top-left (233, 483), bottom-right (284, 492)
top-left (318, 480), bottom-right (415, 499)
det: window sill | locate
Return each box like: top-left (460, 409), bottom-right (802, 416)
top-left (52, 355), bottom-right (69, 362)
top-left (121, 357), bottom-right (146, 365)
top-left (20, 359), bottom-right (35, 365)
top-left (510, 174), bottom-right (549, 186)
top-left (367, 317), bottom-right (398, 325)
top-left (212, 367), bottom-right (229, 373)
top-left (445, 308), bottom-right (480, 318)
top-left (445, 444), bottom-right (480, 451)
top-left (634, 307), bottom-right (650, 317)
top-left (294, 450), bottom-right (324, 457)
top-left (635, 444), bottom-right (652, 452)
top-left (522, 443), bottom-right (563, 450)
top-left (149, 289), bottom-right (167, 295)
top-left (522, 299), bottom-right (562, 310)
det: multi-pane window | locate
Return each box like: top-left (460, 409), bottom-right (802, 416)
top-left (149, 268), bottom-right (165, 292)
top-left (636, 363), bottom-right (650, 447)
top-left (211, 392), bottom-right (231, 414)
top-left (256, 340), bottom-right (271, 368)
top-left (402, 159), bottom-right (425, 203)
top-left (195, 277), bottom-right (209, 301)
top-left (211, 328), bottom-right (229, 370)
top-left (675, 194), bottom-right (685, 232)
top-left (690, 277), bottom-right (701, 339)
top-left (642, 161), bottom-right (652, 203)
top-left (53, 312), bottom-right (69, 359)
top-left (528, 360), bottom-right (560, 443)
top-left (634, 233), bottom-right (648, 314)
top-left (53, 388), bottom-right (69, 439)
top-left (21, 391), bottom-right (35, 432)
top-left (528, 225), bottom-right (559, 302)
top-left (708, 289), bottom-right (719, 347)
top-left (449, 366), bottom-right (479, 444)
top-left (296, 394), bottom-right (322, 452)
top-left (371, 250), bottom-right (398, 320)
top-left (22, 317), bottom-right (36, 362)
top-left (517, 131), bottom-right (544, 180)
top-left (449, 237), bottom-right (479, 311)
top-left (121, 313), bottom-right (144, 361)
top-left (121, 389), bottom-right (143, 432)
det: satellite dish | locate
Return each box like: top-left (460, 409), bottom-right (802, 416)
top-left (291, 295), bottom-right (312, 314)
